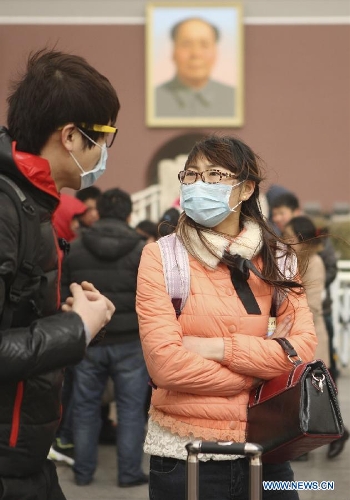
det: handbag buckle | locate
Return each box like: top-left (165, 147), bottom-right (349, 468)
top-left (287, 354), bottom-right (302, 366)
top-left (312, 373), bottom-right (325, 393)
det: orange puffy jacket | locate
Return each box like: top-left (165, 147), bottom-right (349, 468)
top-left (136, 235), bottom-right (317, 443)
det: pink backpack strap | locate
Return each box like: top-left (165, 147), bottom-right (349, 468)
top-left (272, 243), bottom-right (298, 314)
top-left (157, 233), bottom-right (190, 317)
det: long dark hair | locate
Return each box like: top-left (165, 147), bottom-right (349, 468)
top-left (177, 135), bottom-right (301, 295)
top-left (285, 216), bottom-right (324, 274)
top-left (286, 216), bottom-right (318, 244)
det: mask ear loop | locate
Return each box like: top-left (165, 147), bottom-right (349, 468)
top-left (78, 127), bottom-right (102, 149)
top-left (230, 200), bottom-right (243, 213)
top-left (228, 180), bottom-right (245, 212)
top-left (69, 151), bottom-right (85, 174)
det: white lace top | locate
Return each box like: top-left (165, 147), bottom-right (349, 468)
top-left (144, 417), bottom-right (240, 461)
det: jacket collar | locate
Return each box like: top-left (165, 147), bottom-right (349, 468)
top-left (13, 143), bottom-right (59, 201)
top-left (0, 127), bottom-right (59, 213)
top-left (183, 221), bottom-right (263, 269)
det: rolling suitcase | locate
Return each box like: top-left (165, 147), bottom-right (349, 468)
top-left (186, 440), bottom-right (263, 500)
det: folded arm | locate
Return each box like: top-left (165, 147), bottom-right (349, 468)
top-left (136, 243), bottom-right (255, 397)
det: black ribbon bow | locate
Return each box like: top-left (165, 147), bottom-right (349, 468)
top-left (223, 252), bottom-right (263, 315)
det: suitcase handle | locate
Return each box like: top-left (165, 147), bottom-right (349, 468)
top-left (186, 441), bottom-right (263, 500)
top-left (187, 440), bottom-right (262, 456)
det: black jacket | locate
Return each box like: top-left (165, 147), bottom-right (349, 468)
top-left (61, 218), bottom-right (145, 344)
top-left (0, 127), bottom-right (87, 477)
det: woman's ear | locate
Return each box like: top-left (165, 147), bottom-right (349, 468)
top-left (241, 180), bottom-right (255, 201)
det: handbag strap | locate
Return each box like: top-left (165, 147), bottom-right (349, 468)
top-left (274, 338), bottom-right (303, 365)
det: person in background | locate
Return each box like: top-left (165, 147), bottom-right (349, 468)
top-left (283, 216), bottom-right (349, 459)
top-left (51, 193), bottom-right (95, 466)
top-left (61, 188), bottom-right (149, 488)
top-left (53, 193), bottom-right (88, 243)
top-left (265, 184), bottom-right (292, 215)
top-left (316, 224), bottom-right (340, 385)
top-left (270, 192), bottom-right (301, 236)
top-left (50, 189), bottom-right (117, 462)
top-left (0, 48), bottom-right (119, 500)
top-left (52, 186), bottom-right (115, 447)
top-left (76, 185), bottom-right (101, 227)
top-left (135, 219), bottom-right (159, 243)
top-left (155, 18), bottom-right (235, 118)
top-left (283, 216), bottom-right (330, 366)
top-left (136, 135), bottom-right (317, 500)
top-left (270, 192), bottom-right (339, 383)
top-left (272, 189), bottom-right (348, 459)
top-left (158, 207), bottom-right (181, 237)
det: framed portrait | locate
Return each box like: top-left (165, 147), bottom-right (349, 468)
top-left (146, 1), bottom-right (244, 128)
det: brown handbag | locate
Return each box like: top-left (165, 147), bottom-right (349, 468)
top-left (246, 338), bottom-right (344, 463)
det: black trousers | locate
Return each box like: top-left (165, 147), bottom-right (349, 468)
top-left (0, 460), bottom-right (66, 500)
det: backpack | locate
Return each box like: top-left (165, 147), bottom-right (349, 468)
top-left (157, 233), bottom-right (190, 318)
top-left (0, 174), bottom-right (42, 329)
top-left (157, 232), bottom-right (295, 319)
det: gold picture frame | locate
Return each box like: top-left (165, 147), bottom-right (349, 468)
top-left (146, 1), bottom-right (244, 128)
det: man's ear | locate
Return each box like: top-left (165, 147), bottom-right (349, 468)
top-left (60, 124), bottom-right (76, 152)
top-left (241, 180), bottom-right (255, 202)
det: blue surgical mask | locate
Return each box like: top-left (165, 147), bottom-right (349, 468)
top-left (70, 128), bottom-right (108, 189)
top-left (180, 180), bottom-right (244, 227)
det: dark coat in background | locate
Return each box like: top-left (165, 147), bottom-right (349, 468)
top-left (61, 218), bottom-right (145, 344)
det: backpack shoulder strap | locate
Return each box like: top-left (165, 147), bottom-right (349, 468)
top-left (275, 243), bottom-right (298, 279)
top-left (157, 233), bottom-right (190, 317)
top-left (0, 174), bottom-right (41, 329)
top-left (157, 234), bottom-right (297, 319)
top-left (272, 243), bottom-right (298, 315)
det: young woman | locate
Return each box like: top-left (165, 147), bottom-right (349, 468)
top-left (283, 216), bottom-right (349, 461)
top-left (136, 136), bottom-right (317, 500)
top-left (283, 216), bottom-right (329, 366)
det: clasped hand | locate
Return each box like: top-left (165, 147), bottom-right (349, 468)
top-left (61, 281), bottom-right (115, 339)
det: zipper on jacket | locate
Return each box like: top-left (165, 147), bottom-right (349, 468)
top-left (9, 381), bottom-right (24, 447)
top-left (52, 228), bottom-right (61, 308)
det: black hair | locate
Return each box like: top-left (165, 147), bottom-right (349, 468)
top-left (271, 193), bottom-right (300, 212)
top-left (178, 135), bottom-right (302, 297)
top-left (286, 216), bottom-right (319, 245)
top-left (284, 216), bottom-right (323, 276)
top-left (76, 186), bottom-right (102, 202)
top-left (7, 48), bottom-right (120, 154)
top-left (135, 220), bottom-right (158, 241)
top-left (97, 188), bottom-right (132, 221)
top-left (171, 18), bottom-right (220, 42)
top-left (158, 208), bottom-right (180, 237)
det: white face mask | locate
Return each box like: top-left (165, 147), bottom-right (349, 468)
top-left (70, 128), bottom-right (108, 189)
top-left (180, 180), bottom-right (244, 227)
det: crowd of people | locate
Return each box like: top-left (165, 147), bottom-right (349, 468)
top-left (0, 47), bottom-right (348, 500)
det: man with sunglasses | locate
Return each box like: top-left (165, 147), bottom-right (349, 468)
top-left (0, 49), bottom-right (120, 499)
